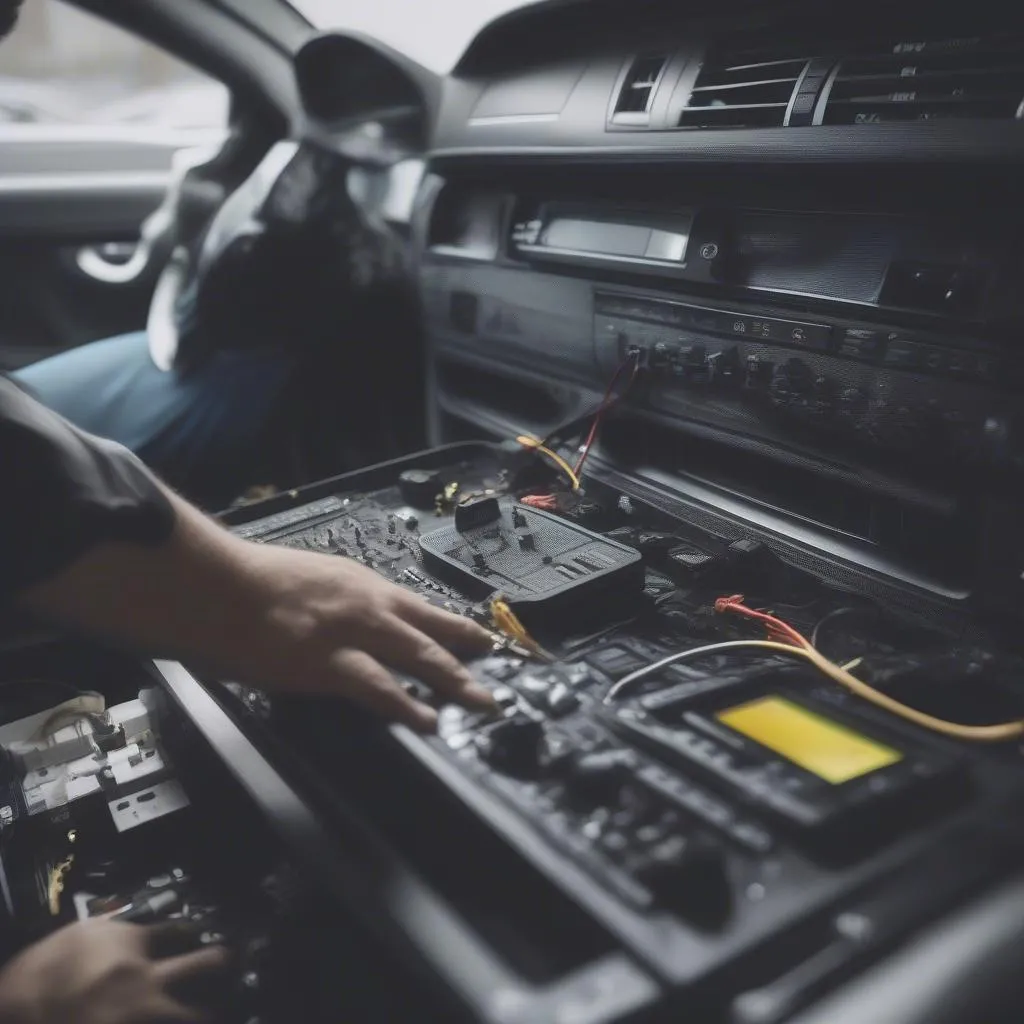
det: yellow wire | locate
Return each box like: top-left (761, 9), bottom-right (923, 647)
top-left (609, 640), bottom-right (1024, 743)
top-left (800, 643), bottom-right (1024, 742)
top-left (489, 597), bottom-right (555, 662)
top-left (515, 435), bottom-right (581, 492)
top-left (741, 640), bottom-right (1024, 742)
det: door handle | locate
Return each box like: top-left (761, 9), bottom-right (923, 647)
top-left (75, 240), bottom-right (152, 284)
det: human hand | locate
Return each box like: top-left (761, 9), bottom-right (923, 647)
top-left (234, 544), bottom-right (497, 731)
top-left (0, 919), bottom-right (229, 1024)
top-left (20, 493), bottom-right (499, 732)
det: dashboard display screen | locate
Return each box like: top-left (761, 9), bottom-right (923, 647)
top-left (717, 696), bottom-right (902, 784)
top-left (541, 216), bottom-right (689, 262)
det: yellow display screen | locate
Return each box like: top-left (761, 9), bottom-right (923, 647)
top-left (716, 696), bottom-right (902, 785)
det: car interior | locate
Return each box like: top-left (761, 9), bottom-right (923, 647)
top-left (3, 0), bottom-right (1024, 1021)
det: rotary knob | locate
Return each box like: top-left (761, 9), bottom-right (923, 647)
top-left (769, 358), bottom-right (813, 413)
top-left (837, 386), bottom-right (868, 424)
top-left (743, 354), bottom-right (773, 391)
top-left (476, 716), bottom-right (545, 777)
top-left (707, 347), bottom-right (742, 388)
top-left (560, 748), bottom-right (636, 809)
top-left (632, 832), bottom-right (732, 928)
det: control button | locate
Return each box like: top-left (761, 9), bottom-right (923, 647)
top-left (769, 358), bottom-right (814, 413)
top-left (476, 717), bottom-right (546, 777)
top-left (780, 320), bottom-right (831, 348)
top-left (479, 655), bottom-right (524, 679)
top-left (650, 341), bottom-right (676, 370)
top-left (600, 829), bottom-right (631, 855)
top-left (810, 375), bottom-right (835, 420)
top-left (680, 788), bottom-right (734, 829)
top-left (763, 789), bottom-right (826, 828)
top-left (561, 749), bottom-right (636, 809)
top-left (839, 328), bottom-right (885, 360)
top-left (678, 344), bottom-right (709, 383)
top-left (516, 672), bottom-right (553, 707)
top-left (631, 833), bottom-right (732, 927)
top-left (743, 354), bottom-right (773, 391)
top-left (490, 686), bottom-right (519, 710)
top-left (707, 347), bottom-right (742, 387)
top-left (729, 821), bottom-right (775, 854)
top-left (724, 311), bottom-right (827, 348)
top-left (834, 390), bottom-right (866, 432)
top-left (546, 683), bottom-right (581, 718)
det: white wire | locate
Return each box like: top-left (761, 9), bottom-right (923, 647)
top-left (603, 640), bottom-right (797, 704)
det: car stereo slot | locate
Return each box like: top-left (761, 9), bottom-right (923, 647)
top-left (598, 421), bottom-right (976, 590)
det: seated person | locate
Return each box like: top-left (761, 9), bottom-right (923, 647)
top-left (13, 324), bottom-right (294, 510)
top-left (15, 106), bottom-right (413, 510)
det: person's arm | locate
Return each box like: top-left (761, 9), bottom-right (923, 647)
top-left (20, 488), bottom-right (494, 729)
top-left (2, 377), bottom-right (494, 730)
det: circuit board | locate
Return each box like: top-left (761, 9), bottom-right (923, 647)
top-left (227, 455), bottom-right (958, 673)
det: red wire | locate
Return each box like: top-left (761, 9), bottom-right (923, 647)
top-left (573, 354), bottom-right (640, 476)
top-left (713, 594), bottom-right (811, 649)
top-left (521, 494), bottom-right (559, 510)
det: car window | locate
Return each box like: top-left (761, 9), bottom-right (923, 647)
top-left (0, 0), bottom-right (229, 132)
top-left (289, 0), bottom-right (537, 73)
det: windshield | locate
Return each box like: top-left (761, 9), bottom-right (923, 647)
top-left (289, 0), bottom-right (537, 73)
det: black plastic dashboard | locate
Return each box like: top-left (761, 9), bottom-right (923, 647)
top-left (431, 0), bottom-right (1024, 163)
top-left (414, 0), bottom-right (1024, 631)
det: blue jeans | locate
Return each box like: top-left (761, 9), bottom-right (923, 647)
top-left (14, 332), bottom-right (293, 507)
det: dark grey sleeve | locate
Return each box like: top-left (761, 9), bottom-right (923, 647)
top-left (1, 376), bottom-right (175, 600)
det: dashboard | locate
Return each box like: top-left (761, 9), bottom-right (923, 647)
top-left (416, 0), bottom-right (1024, 619)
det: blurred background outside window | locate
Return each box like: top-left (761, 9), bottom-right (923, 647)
top-left (0, 0), bottom-right (534, 136)
top-left (0, 0), bottom-right (228, 132)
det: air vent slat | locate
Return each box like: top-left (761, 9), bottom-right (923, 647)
top-left (839, 68), bottom-right (1024, 84)
top-left (692, 77), bottom-right (802, 93)
top-left (680, 47), bottom-right (806, 129)
top-left (613, 54), bottom-right (669, 123)
top-left (723, 59), bottom-right (813, 72)
top-left (823, 34), bottom-right (1024, 125)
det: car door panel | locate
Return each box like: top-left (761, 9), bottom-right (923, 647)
top-left (0, 126), bottom-right (224, 369)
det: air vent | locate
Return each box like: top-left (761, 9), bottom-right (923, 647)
top-left (613, 55), bottom-right (669, 124)
top-left (823, 35), bottom-right (1024, 124)
top-left (679, 48), bottom-right (808, 128)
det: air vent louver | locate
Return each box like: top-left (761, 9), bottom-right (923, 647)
top-left (823, 36), bottom-right (1024, 124)
top-left (613, 55), bottom-right (669, 124)
top-left (679, 48), bottom-right (808, 128)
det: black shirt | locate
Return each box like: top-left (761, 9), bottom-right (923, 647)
top-left (1, 376), bottom-right (175, 601)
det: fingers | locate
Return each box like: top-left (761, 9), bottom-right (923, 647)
top-left (330, 649), bottom-right (438, 732)
top-left (373, 616), bottom-right (496, 711)
top-left (152, 945), bottom-right (231, 987)
top-left (143, 920), bottom-right (207, 958)
top-left (394, 595), bottom-right (494, 653)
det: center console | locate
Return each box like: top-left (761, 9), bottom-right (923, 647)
top-left (418, 162), bottom-right (1024, 614)
top-left (199, 439), bottom-right (1024, 1024)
